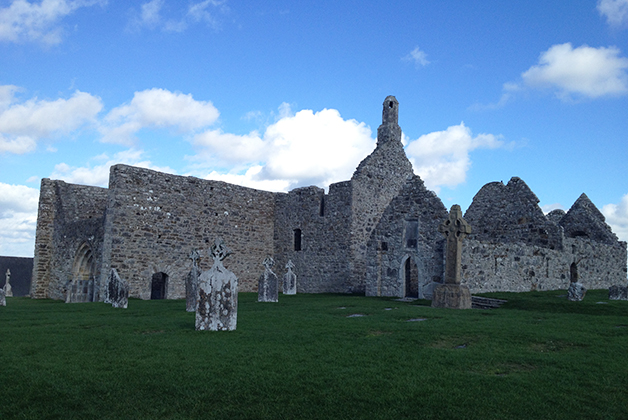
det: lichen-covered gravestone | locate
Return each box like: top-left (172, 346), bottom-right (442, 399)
top-left (186, 249), bottom-right (201, 312)
top-left (196, 238), bottom-right (238, 331)
top-left (283, 259), bottom-right (297, 295)
top-left (4, 269), bottom-right (12, 297)
top-left (432, 204), bottom-right (472, 309)
top-left (106, 268), bottom-right (129, 309)
top-left (258, 256), bottom-right (279, 302)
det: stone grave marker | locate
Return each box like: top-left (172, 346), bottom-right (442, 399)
top-left (0, 287), bottom-right (5, 306)
top-left (567, 261), bottom-right (586, 301)
top-left (186, 249), bottom-right (201, 312)
top-left (432, 204), bottom-right (472, 309)
top-left (107, 268), bottom-right (129, 309)
top-left (283, 259), bottom-right (297, 295)
top-left (258, 256), bottom-right (278, 302)
top-left (4, 269), bottom-right (12, 297)
top-left (196, 238), bottom-right (238, 331)
top-left (609, 285), bottom-right (628, 300)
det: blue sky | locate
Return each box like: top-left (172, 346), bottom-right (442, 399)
top-left (1, 0), bottom-right (628, 257)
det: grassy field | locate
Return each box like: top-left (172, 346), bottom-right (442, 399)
top-left (1, 290), bottom-right (628, 419)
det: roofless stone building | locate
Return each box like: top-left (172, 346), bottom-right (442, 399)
top-left (30, 97), bottom-right (627, 301)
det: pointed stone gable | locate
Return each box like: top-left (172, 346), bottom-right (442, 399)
top-left (560, 193), bottom-right (619, 245)
top-left (464, 177), bottom-right (563, 249)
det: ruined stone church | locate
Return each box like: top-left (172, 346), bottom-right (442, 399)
top-left (30, 96), bottom-right (627, 302)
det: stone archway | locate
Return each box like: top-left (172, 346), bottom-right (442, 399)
top-left (403, 256), bottom-right (419, 298)
top-left (151, 272), bottom-right (168, 300)
top-left (70, 243), bottom-right (95, 302)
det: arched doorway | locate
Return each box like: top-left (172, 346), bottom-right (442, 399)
top-left (404, 258), bottom-right (419, 298)
top-left (70, 243), bottom-right (95, 302)
top-left (151, 272), bottom-right (168, 300)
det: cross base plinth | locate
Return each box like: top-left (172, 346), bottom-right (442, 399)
top-left (431, 284), bottom-right (472, 309)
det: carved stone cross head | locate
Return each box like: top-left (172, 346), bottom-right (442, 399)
top-left (285, 259), bottom-right (295, 272)
top-left (210, 237), bottom-right (232, 262)
top-left (188, 249), bottom-right (201, 266)
top-left (438, 204), bottom-right (471, 241)
top-left (263, 256), bottom-right (275, 270)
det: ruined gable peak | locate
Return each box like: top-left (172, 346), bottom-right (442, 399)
top-left (376, 95), bottom-right (402, 146)
top-left (568, 193), bottom-right (606, 223)
top-left (506, 177), bottom-right (540, 205)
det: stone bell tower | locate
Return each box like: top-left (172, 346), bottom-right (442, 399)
top-left (377, 95), bottom-right (402, 146)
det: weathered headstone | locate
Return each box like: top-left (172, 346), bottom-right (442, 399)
top-left (609, 285), bottom-right (628, 300)
top-left (0, 287), bottom-right (5, 306)
top-left (186, 249), bottom-right (201, 312)
top-left (432, 204), bottom-right (472, 309)
top-left (283, 259), bottom-right (297, 295)
top-left (258, 256), bottom-right (279, 302)
top-left (107, 268), bottom-right (129, 309)
top-left (4, 269), bottom-right (12, 297)
top-left (196, 238), bottom-right (238, 331)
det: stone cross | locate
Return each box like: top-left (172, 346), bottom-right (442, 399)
top-left (4, 269), bottom-right (12, 297)
top-left (258, 256), bottom-right (278, 302)
top-left (189, 249), bottom-right (201, 268)
top-left (263, 256), bottom-right (275, 270)
top-left (283, 259), bottom-right (297, 295)
top-left (438, 204), bottom-right (471, 285)
top-left (186, 248), bottom-right (202, 312)
top-left (210, 237), bottom-right (232, 262)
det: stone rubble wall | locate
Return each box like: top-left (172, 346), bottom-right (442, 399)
top-left (461, 237), bottom-right (627, 293)
top-left (31, 179), bottom-right (108, 299)
top-left (365, 175), bottom-right (448, 297)
top-left (273, 182), bottom-right (353, 293)
top-left (99, 165), bottom-right (276, 299)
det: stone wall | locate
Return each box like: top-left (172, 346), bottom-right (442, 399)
top-left (31, 179), bottom-right (108, 299)
top-left (273, 182), bottom-right (353, 293)
top-left (461, 237), bottom-right (627, 293)
top-left (99, 165), bottom-right (276, 299)
top-left (365, 175), bottom-right (448, 297)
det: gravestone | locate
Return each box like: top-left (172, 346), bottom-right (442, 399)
top-left (186, 249), bottom-right (201, 312)
top-left (283, 259), bottom-right (297, 295)
top-left (567, 261), bottom-right (586, 301)
top-left (0, 287), bottom-right (5, 306)
top-left (4, 269), bottom-right (12, 297)
top-left (609, 285), bottom-right (628, 300)
top-left (258, 256), bottom-right (279, 302)
top-left (195, 238), bottom-right (238, 331)
top-left (107, 268), bottom-right (129, 309)
top-left (432, 204), bottom-right (472, 309)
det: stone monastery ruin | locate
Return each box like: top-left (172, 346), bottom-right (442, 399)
top-left (31, 96), bottom-right (627, 302)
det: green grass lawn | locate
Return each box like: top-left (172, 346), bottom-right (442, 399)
top-left (1, 290), bottom-right (628, 420)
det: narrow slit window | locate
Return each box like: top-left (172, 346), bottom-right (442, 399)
top-left (319, 195), bottom-right (325, 217)
top-left (294, 229), bottom-right (302, 251)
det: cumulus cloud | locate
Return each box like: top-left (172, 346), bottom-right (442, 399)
top-left (0, 87), bottom-right (103, 154)
top-left (602, 194), bottom-right (628, 242)
top-left (405, 122), bottom-right (503, 191)
top-left (129, 0), bottom-right (226, 33)
top-left (521, 43), bottom-right (628, 99)
top-left (0, 0), bottom-right (104, 45)
top-left (205, 166), bottom-right (292, 192)
top-left (50, 148), bottom-right (177, 187)
top-left (402, 46), bottom-right (430, 68)
top-left (0, 182), bottom-right (40, 257)
top-left (190, 106), bottom-right (375, 190)
top-left (598, 0), bottom-right (628, 27)
top-left (101, 88), bottom-right (219, 145)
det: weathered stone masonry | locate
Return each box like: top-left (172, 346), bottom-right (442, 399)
top-left (31, 96), bottom-right (627, 300)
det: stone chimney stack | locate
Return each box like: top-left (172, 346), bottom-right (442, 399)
top-left (377, 95), bottom-right (402, 146)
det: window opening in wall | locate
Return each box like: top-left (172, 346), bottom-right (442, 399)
top-left (405, 258), bottom-right (419, 298)
top-left (404, 220), bottom-right (418, 249)
top-left (294, 229), bottom-right (302, 252)
top-left (381, 241), bottom-right (388, 251)
top-left (570, 262), bottom-right (578, 283)
top-left (319, 195), bottom-right (325, 217)
top-left (151, 272), bottom-right (168, 299)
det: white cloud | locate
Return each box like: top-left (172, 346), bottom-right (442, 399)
top-left (405, 122), bottom-right (503, 191)
top-left (50, 148), bottom-right (177, 187)
top-left (191, 106), bottom-right (375, 191)
top-left (0, 87), bottom-right (103, 154)
top-left (0, 182), bottom-right (40, 257)
top-left (403, 46), bottom-right (430, 68)
top-left (522, 43), bottom-right (628, 99)
top-left (602, 194), bottom-right (628, 242)
top-left (598, 0), bottom-right (628, 27)
top-left (130, 0), bottom-right (226, 33)
top-left (101, 88), bottom-right (219, 145)
top-left (205, 166), bottom-right (292, 192)
top-left (0, 0), bottom-right (104, 45)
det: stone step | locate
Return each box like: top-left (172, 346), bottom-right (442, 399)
top-left (471, 296), bottom-right (508, 309)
